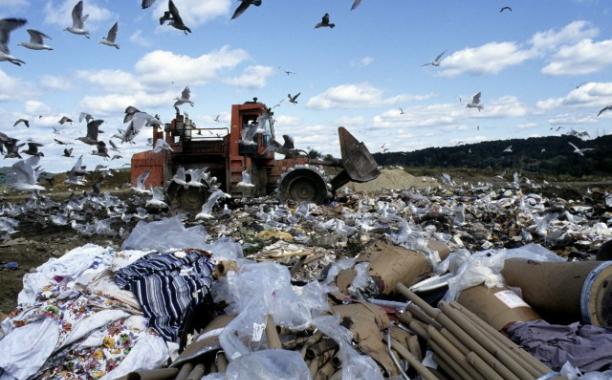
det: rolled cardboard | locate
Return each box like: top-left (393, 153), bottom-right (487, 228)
top-left (457, 285), bottom-right (541, 331)
top-left (502, 259), bottom-right (612, 327)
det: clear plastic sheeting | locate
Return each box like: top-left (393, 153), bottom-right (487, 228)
top-left (349, 262), bottom-right (373, 294)
top-left (204, 237), bottom-right (244, 261)
top-left (225, 349), bottom-right (310, 380)
top-left (324, 257), bottom-right (357, 285)
top-left (560, 361), bottom-right (612, 380)
top-left (503, 243), bottom-right (566, 263)
top-left (121, 216), bottom-right (208, 251)
top-left (313, 316), bottom-right (384, 380)
top-left (219, 262), bottom-right (330, 360)
top-left (444, 249), bottom-right (506, 301)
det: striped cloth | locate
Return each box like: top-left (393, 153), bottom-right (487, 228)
top-left (114, 251), bottom-right (214, 342)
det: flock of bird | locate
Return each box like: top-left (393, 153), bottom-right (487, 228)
top-left (0, 1), bottom-right (610, 193)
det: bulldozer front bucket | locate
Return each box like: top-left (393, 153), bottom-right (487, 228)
top-left (331, 127), bottom-right (380, 191)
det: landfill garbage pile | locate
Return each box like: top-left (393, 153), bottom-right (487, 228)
top-left (1, 180), bottom-right (612, 380)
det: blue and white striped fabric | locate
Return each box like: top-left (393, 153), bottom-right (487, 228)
top-left (114, 251), bottom-right (215, 342)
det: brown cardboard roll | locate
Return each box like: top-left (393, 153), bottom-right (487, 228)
top-left (502, 259), bottom-right (612, 327)
top-left (335, 240), bottom-right (450, 295)
top-left (457, 285), bottom-right (541, 331)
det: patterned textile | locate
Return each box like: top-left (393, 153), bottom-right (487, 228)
top-left (114, 251), bottom-right (215, 341)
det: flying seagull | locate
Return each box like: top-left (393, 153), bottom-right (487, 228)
top-left (63, 147), bottom-right (73, 157)
top-left (214, 114), bottom-right (221, 123)
top-left (66, 155), bottom-right (87, 185)
top-left (503, 145), bottom-right (513, 153)
top-left (288, 92), bottom-right (301, 104)
top-left (11, 156), bottom-right (45, 191)
top-left (109, 139), bottom-right (120, 152)
top-left (351, 0), bottom-right (362, 10)
top-left (0, 18), bottom-right (27, 66)
top-left (174, 86), bottom-right (194, 112)
top-left (23, 142), bottom-right (44, 156)
top-left (231, 0), bottom-right (262, 20)
top-left (160, 0), bottom-right (192, 34)
top-left (59, 116), bottom-right (73, 125)
top-left (65, 0), bottom-right (90, 38)
top-left (13, 119), bottom-right (29, 128)
top-left (54, 138), bottom-right (71, 145)
top-left (466, 92), bottom-right (484, 111)
top-left (19, 29), bottom-right (52, 50)
top-left (597, 105), bottom-right (612, 117)
top-left (500, 6), bottom-right (512, 12)
top-left (100, 22), bottom-right (119, 49)
top-left (568, 142), bottom-right (594, 157)
top-left (399, 107), bottom-right (405, 115)
top-left (315, 13), bottom-right (335, 29)
top-left (92, 141), bottom-right (109, 158)
top-left (153, 138), bottom-right (173, 153)
top-left (423, 50), bottom-right (446, 67)
top-left (79, 112), bottom-right (94, 123)
top-left (77, 119), bottom-right (104, 145)
top-left (0, 133), bottom-right (23, 159)
top-left (141, 0), bottom-right (157, 9)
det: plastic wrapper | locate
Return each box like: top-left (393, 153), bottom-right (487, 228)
top-left (324, 257), bottom-right (357, 285)
top-left (225, 349), bottom-right (310, 380)
top-left (560, 361), bottom-right (612, 380)
top-left (348, 262), bottom-right (372, 294)
top-left (444, 250), bottom-right (506, 301)
top-left (313, 316), bottom-right (384, 380)
top-left (121, 216), bottom-right (208, 251)
top-left (219, 262), bottom-right (330, 360)
top-left (205, 237), bottom-right (244, 261)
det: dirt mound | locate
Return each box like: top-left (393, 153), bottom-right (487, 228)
top-left (345, 168), bottom-right (438, 193)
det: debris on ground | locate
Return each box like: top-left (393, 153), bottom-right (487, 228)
top-left (1, 178), bottom-right (612, 379)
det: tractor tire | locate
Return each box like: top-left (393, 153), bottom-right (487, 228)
top-left (167, 182), bottom-right (210, 216)
top-left (278, 166), bottom-right (330, 204)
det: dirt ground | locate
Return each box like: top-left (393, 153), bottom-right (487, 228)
top-left (0, 227), bottom-right (124, 313)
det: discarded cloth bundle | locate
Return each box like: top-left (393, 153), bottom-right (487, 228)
top-left (114, 250), bottom-right (215, 342)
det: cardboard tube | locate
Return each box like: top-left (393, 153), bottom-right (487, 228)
top-left (502, 259), bottom-right (612, 327)
top-left (440, 303), bottom-right (532, 380)
top-left (185, 364), bottom-right (205, 380)
top-left (467, 352), bottom-right (504, 380)
top-left (266, 315), bottom-right (282, 349)
top-left (427, 327), bottom-right (486, 380)
top-left (215, 352), bottom-right (228, 373)
top-left (457, 285), bottom-right (541, 331)
top-left (450, 301), bottom-right (550, 376)
top-left (387, 338), bottom-right (439, 380)
top-left (126, 368), bottom-right (178, 380)
top-left (430, 341), bottom-right (471, 380)
top-left (174, 363), bottom-right (193, 380)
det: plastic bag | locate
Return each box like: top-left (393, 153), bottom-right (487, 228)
top-left (204, 237), bottom-right (244, 261)
top-left (444, 250), bottom-right (506, 301)
top-left (348, 262), bottom-right (372, 294)
top-left (219, 262), bottom-right (330, 360)
top-left (313, 316), bottom-right (384, 380)
top-left (225, 349), bottom-right (310, 380)
top-left (560, 361), bottom-right (612, 380)
top-left (504, 244), bottom-right (565, 262)
top-left (324, 257), bottom-right (357, 285)
top-left (121, 216), bottom-right (208, 251)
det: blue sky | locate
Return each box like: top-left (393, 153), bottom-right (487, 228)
top-left (0, 0), bottom-right (611, 172)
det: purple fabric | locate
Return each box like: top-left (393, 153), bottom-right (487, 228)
top-left (507, 319), bottom-right (612, 372)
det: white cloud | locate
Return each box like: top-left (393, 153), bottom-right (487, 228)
top-left (274, 115), bottom-right (300, 127)
top-left (542, 38), bottom-right (612, 75)
top-left (548, 113), bottom-right (598, 125)
top-left (129, 30), bottom-right (152, 48)
top-left (517, 123), bottom-right (538, 129)
top-left (439, 42), bottom-right (533, 76)
top-left (80, 90), bottom-right (176, 114)
top-left (153, 0), bottom-right (231, 28)
top-left (224, 65), bottom-right (274, 89)
top-left (77, 69), bottom-right (144, 93)
top-left (352, 56), bottom-right (374, 67)
top-left (530, 20), bottom-right (598, 52)
top-left (537, 82), bottom-right (612, 111)
top-left (306, 83), bottom-right (422, 110)
top-left (44, 0), bottom-right (112, 28)
top-left (336, 116), bottom-right (366, 126)
top-left (25, 100), bottom-right (51, 114)
top-left (40, 75), bottom-right (73, 91)
top-left (0, 69), bottom-right (31, 101)
top-left (135, 47), bottom-right (249, 86)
